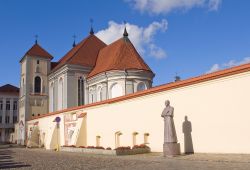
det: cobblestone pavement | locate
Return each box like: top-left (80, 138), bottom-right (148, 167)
top-left (0, 147), bottom-right (250, 170)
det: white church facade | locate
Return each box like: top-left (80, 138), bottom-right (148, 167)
top-left (18, 28), bottom-right (154, 145)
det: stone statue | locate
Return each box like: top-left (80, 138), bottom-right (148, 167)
top-left (161, 100), bottom-right (180, 156)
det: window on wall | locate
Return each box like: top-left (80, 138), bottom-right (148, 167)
top-left (49, 83), bottom-right (54, 112)
top-left (13, 116), bottom-right (17, 123)
top-left (78, 77), bottom-right (84, 106)
top-left (97, 87), bottom-right (103, 102)
top-left (89, 91), bottom-right (94, 104)
top-left (5, 116), bottom-right (9, 124)
top-left (137, 82), bottom-right (146, 92)
top-left (0, 116), bottom-right (2, 123)
top-left (13, 101), bottom-right (17, 110)
top-left (111, 83), bottom-right (123, 99)
top-left (0, 100), bottom-right (3, 110)
top-left (34, 76), bottom-right (41, 93)
top-left (6, 100), bottom-right (10, 110)
top-left (37, 60), bottom-right (40, 64)
top-left (58, 78), bottom-right (63, 110)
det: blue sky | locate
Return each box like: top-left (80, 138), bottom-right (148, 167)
top-left (0, 0), bottom-right (250, 87)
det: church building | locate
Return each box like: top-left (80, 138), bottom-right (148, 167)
top-left (18, 27), bottom-right (154, 144)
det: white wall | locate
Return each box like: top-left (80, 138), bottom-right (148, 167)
top-left (85, 71), bottom-right (250, 153)
top-left (28, 70), bottom-right (250, 153)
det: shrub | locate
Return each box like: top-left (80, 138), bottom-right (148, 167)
top-left (95, 146), bottom-right (105, 149)
top-left (132, 144), bottom-right (150, 149)
top-left (115, 146), bottom-right (131, 150)
top-left (87, 146), bottom-right (95, 149)
top-left (106, 147), bottom-right (112, 150)
top-left (79, 146), bottom-right (85, 148)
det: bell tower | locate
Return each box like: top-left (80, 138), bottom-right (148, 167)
top-left (18, 40), bottom-right (53, 145)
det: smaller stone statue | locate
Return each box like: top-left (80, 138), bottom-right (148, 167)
top-left (161, 100), bottom-right (180, 156)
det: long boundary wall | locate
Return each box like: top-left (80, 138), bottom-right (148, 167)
top-left (28, 63), bottom-right (250, 153)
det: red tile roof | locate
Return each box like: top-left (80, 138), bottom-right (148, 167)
top-left (21, 43), bottom-right (53, 62)
top-left (88, 37), bottom-right (153, 78)
top-left (0, 84), bottom-right (19, 94)
top-left (51, 35), bottom-right (106, 72)
top-left (51, 62), bottom-right (58, 70)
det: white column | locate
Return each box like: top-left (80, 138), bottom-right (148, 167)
top-left (2, 98), bottom-right (6, 125)
top-left (10, 98), bottom-right (14, 124)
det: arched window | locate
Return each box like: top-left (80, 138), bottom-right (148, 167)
top-left (78, 77), bottom-right (84, 106)
top-left (137, 82), bottom-right (146, 92)
top-left (111, 83), bottom-right (123, 99)
top-left (49, 83), bottom-right (54, 112)
top-left (97, 86), bottom-right (103, 102)
top-left (34, 76), bottom-right (41, 93)
top-left (89, 90), bottom-right (94, 104)
top-left (58, 78), bottom-right (63, 110)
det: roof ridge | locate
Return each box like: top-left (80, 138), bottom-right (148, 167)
top-left (65, 35), bottom-right (92, 64)
top-left (126, 39), bottom-right (152, 70)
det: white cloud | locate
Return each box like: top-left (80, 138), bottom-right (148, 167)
top-left (208, 0), bottom-right (222, 11)
top-left (206, 57), bottom-right (250, 74)
top-left (206, 63), bottom-right (220, 73)
top-left (96, 20), bottom-right (168, 59)
top-left (126, 0), bottom-right (222, 14)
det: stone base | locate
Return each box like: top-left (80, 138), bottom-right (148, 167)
top-left (163, 143), bottom-right (181, 157)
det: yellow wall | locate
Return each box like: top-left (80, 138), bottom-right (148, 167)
top-left (28, 71), bottom-right (250, 153)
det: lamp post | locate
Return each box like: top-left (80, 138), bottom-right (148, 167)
top-left (54, 117), bottom-right (61, 151)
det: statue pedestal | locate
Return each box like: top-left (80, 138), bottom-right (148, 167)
top-left (163, 143), bottom-right (180, 157)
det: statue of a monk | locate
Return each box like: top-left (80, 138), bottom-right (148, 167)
top-left (161, 100), bottom-right (180, 156)
top-left (161, 100), bottom-right (178, 143)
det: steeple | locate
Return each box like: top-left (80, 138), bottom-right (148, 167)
top-left (123, 21), bottom-right (128, 38)
top-left (123, 27), bottom-right (128, 37)
top-left (72, 35), bottom-right (76, 47)
top-left (89, 18), bottom-right (94, 35)
top-left (35, 35), bottom-right (38, 44)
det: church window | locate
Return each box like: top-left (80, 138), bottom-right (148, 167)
top-left (97, 86), bottom-right (103, 102)
top-left (6, 100), bottom-right (10, 110)
top-left (13, 116), bottom-right (17, 123)
top-left (137, 82), bottom-right (146, 92)
top-left (0, 100), bottom-right (3, 110)
top-left (13, 101), bottom-right (17, 110)
top-left (49, 83), bottom-right (54, 112)
top-left (5, 115), bottom-right (9, 124)
top-left (34, 76), bottom-right (41, 93)
top-left (78, 77), bottom-right (84, 106)
top-left (110, 83), bottom-right (123, 99)
top-left (89, 89), bottom-right (95, 104)
top-left (0, 116), bottom-right (2, 123)
top-left (58, 78), bottom-right (63, 110)
top-left (37, 60), bottom-right (39, 64)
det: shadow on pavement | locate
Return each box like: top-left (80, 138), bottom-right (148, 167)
top-left (0, 147), bottom-right (31, 169)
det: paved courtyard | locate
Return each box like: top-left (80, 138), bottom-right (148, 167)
top-left (0, 146), bottom-right (250, 170)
